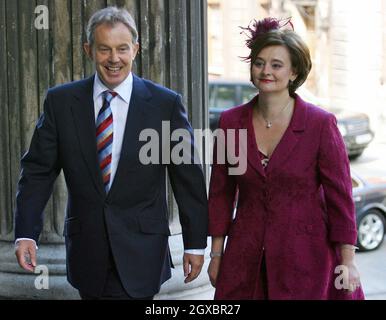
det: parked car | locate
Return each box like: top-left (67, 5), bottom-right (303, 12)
top-left (229, 170), bottom-right (386, 251)
top-left (229, 170), bottom-right (386, 252)
top-left (208, 80), bottom-right (374, 159)
top-left (209, 80), bottom-right (257, 131)
top-left (352, 172), bottom-right (386, 251)
top-left (297, 88), bottom-right (374, 160)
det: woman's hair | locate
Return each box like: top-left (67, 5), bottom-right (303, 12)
top-left (242, 18), bottom-right (312, 97)
top-left (86, 7), bottom-right (138, 47)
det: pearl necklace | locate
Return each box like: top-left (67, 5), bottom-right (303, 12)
top-left (260, 99), bottom-right (292, 129)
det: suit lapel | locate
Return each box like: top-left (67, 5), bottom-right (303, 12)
top-left (107, 75), bottom-right (153, 197)
top-left (70, 75), bottom-right (105, 196)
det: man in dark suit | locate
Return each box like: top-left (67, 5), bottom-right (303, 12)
top-left (14, 6), bottom-right (208, 300)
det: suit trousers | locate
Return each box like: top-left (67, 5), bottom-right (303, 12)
top-left (79, 249), bottom-right (154, 300)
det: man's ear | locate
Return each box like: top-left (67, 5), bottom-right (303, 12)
top-left (83, 43), bottom-right (93, 60)
top-left (133, 43), bottom-right (140, 60)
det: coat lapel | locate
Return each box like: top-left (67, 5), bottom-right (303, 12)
top-left (70, 75), bottom-right (105, 196)
top-left (265, 94), bottom-right (307, 175)
top-left (242, 94), bottom-right (308, 177)
top-left (238, 96), bottom-right (266, 177)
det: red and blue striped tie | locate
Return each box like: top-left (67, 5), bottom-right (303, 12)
top-left (96, 91), bottom-right (117, 192)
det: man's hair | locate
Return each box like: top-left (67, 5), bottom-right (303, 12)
top-left (248, 30), bottom-right (312, 97)
top-left (86, 6), bottom-right (138, 47)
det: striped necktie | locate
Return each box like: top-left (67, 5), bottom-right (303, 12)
top-left (96, 91), bottom-right (118, 192)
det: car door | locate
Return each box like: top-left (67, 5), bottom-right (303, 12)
top-left (209, 83), bottom-right (238, 130)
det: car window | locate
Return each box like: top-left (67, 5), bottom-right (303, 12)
top-left (351, 177), bottom-right (359, 188)
top-left (241, 85), bottom-right (257, 104)
top-left (212, 85), bottom-right (237, 109)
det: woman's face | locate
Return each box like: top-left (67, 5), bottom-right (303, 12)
top-left (251, 45), bottom-right (297, 95)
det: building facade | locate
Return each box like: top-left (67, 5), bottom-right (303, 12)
top-left (208, 0), bottom-right (386, 135)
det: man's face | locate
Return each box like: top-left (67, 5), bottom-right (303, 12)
top-left (84, 22), bottom-right (139, 89)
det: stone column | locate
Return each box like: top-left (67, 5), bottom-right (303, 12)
top-left (0, 0), bottom-right (211, 299)
top-left (0, 0), bottom-right (76, 299)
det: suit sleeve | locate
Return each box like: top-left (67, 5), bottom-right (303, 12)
top-left (167, 94), bottom-right (208, 250)
top-left (208, 114), bottom-right (237, 236)
top-left (318, 113), bottom-right (357, 245)
top-left (14, 91), bottom-right (61, 243)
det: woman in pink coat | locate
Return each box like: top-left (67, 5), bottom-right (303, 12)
top-left (207, 18), bottom-right (365, 300)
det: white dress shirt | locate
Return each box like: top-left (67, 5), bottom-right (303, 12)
top-left (93, 72), bottom-right (132, 190)
top-left (16, 72), bottom-right (204, 255)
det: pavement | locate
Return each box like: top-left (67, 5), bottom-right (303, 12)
top-left (356, 240), bottom-right (386, 300)
top-left (350, 127), bottom-right (386, 300)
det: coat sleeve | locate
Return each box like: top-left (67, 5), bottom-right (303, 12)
top-left (208, 114), bottom-right (237, 236)
top-left (14, 91), bottom-right (61, 243)
top-left (167, 94), bottom-right (208, 250)
top-left (318, 113), bottom-right (357, 245)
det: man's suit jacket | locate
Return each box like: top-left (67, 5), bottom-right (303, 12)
top-left (15, 74), bottom-right (208, 298)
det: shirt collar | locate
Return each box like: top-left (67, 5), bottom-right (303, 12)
top-left (93, 72), bottom-right (133, 104)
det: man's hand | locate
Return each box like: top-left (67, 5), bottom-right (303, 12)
top-left (15, 240), bottom-right (37, 272)
top-left (183, 253), bottom-right (204, 283)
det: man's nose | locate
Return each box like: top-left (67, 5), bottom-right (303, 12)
top-left (109, 49), bottom-right (120, 63)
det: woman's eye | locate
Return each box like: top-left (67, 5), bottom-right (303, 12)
top-left (254, 61), bottom-right (264, 67)
top-left (272, 64), bottom-right (282, 69)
